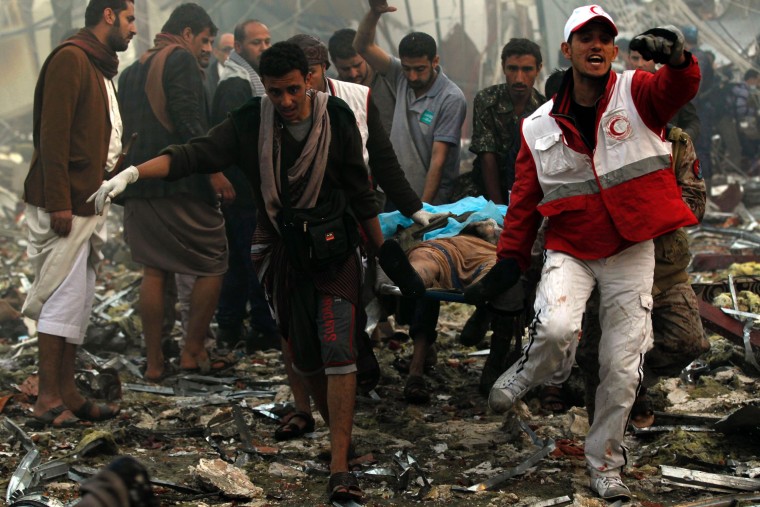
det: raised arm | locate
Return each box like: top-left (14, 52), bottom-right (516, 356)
top-left (353, 0), bottom-right (395, 76)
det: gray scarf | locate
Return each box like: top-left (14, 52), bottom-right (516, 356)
top-left (223, 51), bottom-right (266, 97)
top-left (259, 91), bottom-right (331, 232)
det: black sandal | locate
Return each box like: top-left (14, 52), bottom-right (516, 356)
top-left (72, 399), bottom-right (121, 422)
top-left (327, 471), bottom-right (364, 503)
top-left (404, 375), bottom-right (430, 404)
top-left (274, 411), bottom-right (315, 441)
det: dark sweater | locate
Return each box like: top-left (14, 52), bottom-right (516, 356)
top-left (163, 96), bottom-right (378, 234)
top-left (117, 48), bottom-right (215, 203)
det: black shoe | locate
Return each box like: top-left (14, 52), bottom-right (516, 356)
top-left (217, 325), bottom-right (243, 348)
top-left (460, 306), bottom-right (491, 346)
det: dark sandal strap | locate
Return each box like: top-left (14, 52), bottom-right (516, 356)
top-left (328, 471), bottom-right (363, 502)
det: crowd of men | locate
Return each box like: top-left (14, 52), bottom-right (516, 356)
top-left (23, 0), bottom-right (715, 503)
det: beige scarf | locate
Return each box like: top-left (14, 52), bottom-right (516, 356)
top-left (259, 91), bottom-right (331, 232)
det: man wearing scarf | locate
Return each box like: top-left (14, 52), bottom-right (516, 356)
top-left (209, 19), bottom-right (278, 352)
top-left (91, 41), bottom-right (425, 504)
top-left (117, 3), bottom-right (230, 382)
top-left (22, 0), bottom-right (135, 428)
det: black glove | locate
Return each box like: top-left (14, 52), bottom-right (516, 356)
top-left (378, 239), bottom-right (425, 298)
top-left (630, 25), bottom-right (685, 66)
top-left (464, 258), bottom-right (521, 306)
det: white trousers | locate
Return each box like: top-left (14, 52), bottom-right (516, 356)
top-left (38, 241), bottom-right (96, 344)
top-left (517, 240), bottom-right (654, 473)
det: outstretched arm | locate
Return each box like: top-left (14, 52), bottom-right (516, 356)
top-left (353, 0), bottom-right (395, 76)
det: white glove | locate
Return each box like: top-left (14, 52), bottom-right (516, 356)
top-left (87, 165), bottom-right (139, 215)
top-left (410, 209), bottom-right (450, 227)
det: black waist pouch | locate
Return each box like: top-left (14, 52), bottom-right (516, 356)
top-left (278, 190), bottom-right (360, 272)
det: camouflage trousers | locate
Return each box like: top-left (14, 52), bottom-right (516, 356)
top-left (577, 280), bottom-right (710, 390)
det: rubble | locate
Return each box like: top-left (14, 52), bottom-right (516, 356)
top-left (0, 177), bottom-right (758, 505)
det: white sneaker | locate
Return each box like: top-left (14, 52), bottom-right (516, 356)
top-left (589, 473), bottom-right (632, 501)
top-left (488, 362), bottom-right (531, 413)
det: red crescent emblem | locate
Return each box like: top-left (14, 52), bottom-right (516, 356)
top-left (610, 118), bottom-right (626, 135)
top-left (590, 5), bottom-right (601, 14)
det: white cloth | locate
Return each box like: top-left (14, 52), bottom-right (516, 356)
top-left (105, 78), bottom-right (123, 172)
top-left (37, 240), bottom-right (96, 344)
top-left (22, 204), bottom-right (108, 320)
top-left (512, 240), bottom-right (654, 472)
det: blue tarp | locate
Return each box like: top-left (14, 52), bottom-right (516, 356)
top-left (379, 196), bottom-right (508, 241)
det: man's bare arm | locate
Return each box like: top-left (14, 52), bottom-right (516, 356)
top-left (353, 0), bottom-right (395, 75)
top-left (420, 141), bottom-right (450, 203)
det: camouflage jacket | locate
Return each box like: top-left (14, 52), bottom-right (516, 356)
top-left (653, 128), bottom-right (706, 294)
top-left (468, 84), bottom-right (545, 196)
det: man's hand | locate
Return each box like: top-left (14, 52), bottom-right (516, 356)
top-left (630, 25), bottom-right (685, 66)
top-left (87, 165), bottom-right (139, 215)
top-left (369, 0), bottom-right (396, 14)
top-left (50, 209), bottom-right (72, 237)
top-left (463, 258), bottom-right (521, 306)
top-left (210, 172), bottom-right (235, 204)
top-left (410, 209), bottom-right (450, 227)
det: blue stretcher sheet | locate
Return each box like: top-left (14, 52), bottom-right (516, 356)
top-left (379, 196), bottom-right (508, 241)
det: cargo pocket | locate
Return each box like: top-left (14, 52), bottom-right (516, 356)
top-left (627, 293), bottom-right (654, 354)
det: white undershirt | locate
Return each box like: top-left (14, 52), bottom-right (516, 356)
top-left (104, 78), bottom-right (123, 172)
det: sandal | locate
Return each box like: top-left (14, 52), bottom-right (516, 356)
top-left (183, 353), bottom-right (238, 375)
top-left (27, 405), bottom-right (80, 430)
top-left (540, 385), bottom-right (567, 413)
top-left (274, 411), bottom-right (315, 441)
top-left (404, 375), bottom-right (430, 404)
top-left (327, 471), bottom-right (364, 503)
top-left (631, 388), bottom-right (655, 429)
top-left (141, 361), bottom-right (177, 384)
top-left (72, 399), bottom-right (121, 422)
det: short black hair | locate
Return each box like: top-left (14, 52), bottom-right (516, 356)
top-left (161, 3), bottom-right (217, 37)
top-left (745, 69), bottom-right (760, 81)
top-left (328, 28), bottom-right (358, 62)
top-left (259, 42), bottom-right (309, 80)
top-left (84, 0), bottom-right (132, 28)
top-left (501, 38), bottom-right (542, 67)
top-left (233, 19), bottom-right (263, 44)
top-left (544, 68), bottom-right (566, 98)
top-left (398, 32), bottom-right (436, 61)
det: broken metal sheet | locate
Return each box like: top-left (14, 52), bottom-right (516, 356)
top-left (463, 420), bottom-right (556, 492)
top-left (178, 374), bottom-right (239, 385)
top-left (332, 500), bottom-right (362, 507)
top-left (673, 491), bottom-right (760, 507)
top-left (232, 405), bottom-right (258, 455)
top-left (527, 495), bottom-right (573, 507)
top-left (6, 448), bottom-right (41, 503)
top-left (30, 460), bottom-right (69, 483)
top-left (8, 494), bottom-right (66, 506)
top-left (392, 451), bottom-right (431, 497)
top-left (224, 389), bottom-right (278, 399)
top-left (660, 465), bottom-right (760, 493)
top-left (467, 349), bottom-right (491, 356)
top-left (67, 464), bottom-right (204, 495)
top-left (632, 425), bottom-right (715, 435)
top-left (722, 279), bottom-right (760, 371)
top-left (3, 418), bottom-right (36, 452)
top-left (680, 359), bottom-right (712, 384)
top-left (122, 382), bottom-right (175, 395)
top-left (251, 403), bottom-right (287, 422)
top-left (698, 299), bottom-right (760, 348)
